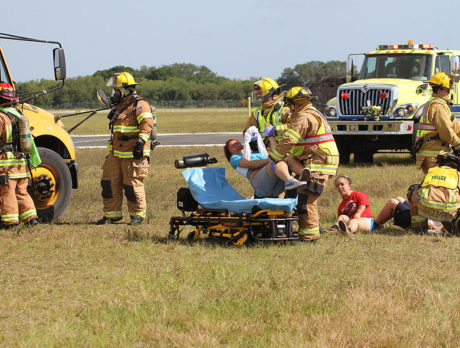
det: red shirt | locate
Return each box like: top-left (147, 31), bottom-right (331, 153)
top-left (337, 191), bottom-right (373, 219)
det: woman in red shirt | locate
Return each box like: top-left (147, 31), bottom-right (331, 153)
top-left (333, 175), bottom-right (374, 234)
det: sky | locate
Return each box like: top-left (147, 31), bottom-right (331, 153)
top-left (2, 0), bottom-right (460, 82)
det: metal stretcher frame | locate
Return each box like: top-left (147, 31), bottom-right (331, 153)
top-left (168, 167), bottom-right (300, 245)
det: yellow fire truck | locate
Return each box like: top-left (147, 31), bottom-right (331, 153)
top-left (326, 41), bottom-right (460, 163)
top-left (0, 33), bottom-right (76, 221)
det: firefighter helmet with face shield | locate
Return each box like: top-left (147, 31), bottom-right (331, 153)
top-left (106, 72), bottom-right (139, 104)
top-left (284, 86), bottom-right (313, 107)
top-left (0, 82), bottom-right (18, 102)
top-left (428, 72), bottom-right (452, 90)
top-left (253, 78), bottom-right (281, 102)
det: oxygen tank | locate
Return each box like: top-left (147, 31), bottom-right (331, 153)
top-left (149, 105), bottom-right (159, 150)
top-left (18, 115), bottom-right (31, 153)
top-left (174, 153), bottom-right (218, 169)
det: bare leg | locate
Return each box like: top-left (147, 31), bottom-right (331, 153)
top-left (348, 218), bottom-right (371, 233)
top-left (374, 198), bottom-right (403, 225)
top-left (284, 156), bottom-right (304, 176)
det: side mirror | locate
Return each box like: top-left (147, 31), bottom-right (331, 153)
top-left (346, 57), bottom-right (353, 83)
top-left (53, 48), bottom-right (66, 81)
top-left (451, 56), bottom-right (460, 83)
top-left (97, 88), bottom-right (111, 107)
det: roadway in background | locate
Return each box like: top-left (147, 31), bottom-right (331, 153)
top-left (71, 132), bottom-right (243, 148)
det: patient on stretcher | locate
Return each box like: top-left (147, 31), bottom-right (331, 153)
top-left (224, 131), bottom-right (306, 198)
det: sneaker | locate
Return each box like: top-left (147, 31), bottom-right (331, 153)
top-left (96, 216), bottom-right (122, 225)
top-left (338, 220), bottom-right (351, 235)
top-left (129, 216), bottom-right (144, 225)
top-left (285, 178), bottom-right (307, 191)
top-left (322, 224), bottom-right (339, 233)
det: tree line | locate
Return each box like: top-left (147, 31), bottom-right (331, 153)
top-left (16, 61), bottom-right (346, 108)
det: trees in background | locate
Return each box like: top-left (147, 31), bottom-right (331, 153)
top-left (16, 61), bottom-right (345, 108)
top-left (278, 60), bottom-right (346, 87)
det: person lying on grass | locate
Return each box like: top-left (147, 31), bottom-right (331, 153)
top-left (327, 175), bottom-right (375, 234)
top-left (224, 137), bottom-right (306, 198)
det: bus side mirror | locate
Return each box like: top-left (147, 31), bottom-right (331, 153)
top-left (97, 88), bottom-right (111, 107)
top-left (53, 48), bottom-right (66, 81)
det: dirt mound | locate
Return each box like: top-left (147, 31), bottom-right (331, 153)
top-left (310, 75), bottom-right (346, 112)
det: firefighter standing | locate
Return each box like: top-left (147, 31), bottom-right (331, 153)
top-left (0, 83), bottom-right (39, 228)
top-left (415, 72), bottom-right (460, 174)
top-left (244, 78), bottom-right (290, 148)
top-left (97, 72), bottom-right (154, 225)
top-left (269, 87), bottom-right (339, 242)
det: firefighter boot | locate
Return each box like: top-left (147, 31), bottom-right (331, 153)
top-left (96, 216), bottom-right (122, 225)
top-left (129, 216), bottom-right (144, 225)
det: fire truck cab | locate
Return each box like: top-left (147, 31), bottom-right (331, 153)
top-left (326, 41), bottom-right (460, 163)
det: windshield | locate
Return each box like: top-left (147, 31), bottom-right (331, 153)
top-left (359, 54), bottom-right (432, 81)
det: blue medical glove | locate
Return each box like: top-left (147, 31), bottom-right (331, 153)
top-left (264, 125), bottom-right (275, 137)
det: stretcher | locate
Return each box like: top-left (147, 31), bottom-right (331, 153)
top-left (169, 167), bottom-right (299, 245)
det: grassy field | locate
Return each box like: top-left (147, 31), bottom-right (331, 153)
top-left (1, 147), bottom-right (459, 346)
top-left (55, 108), bottom-right (249, 135)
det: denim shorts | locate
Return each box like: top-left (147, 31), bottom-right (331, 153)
top-left (250, 164), bottom-right (285, 198)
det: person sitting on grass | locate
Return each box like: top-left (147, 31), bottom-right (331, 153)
top-left (224, 137), bottom-right (306, 198)
top-left (329, 175), bottom-right (375, 234)
top-left (373, 195), bottom-right (445, 234)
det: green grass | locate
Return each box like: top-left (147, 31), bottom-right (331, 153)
top-left (0, 148), bottom-right (459, 346)
top-left (55, 108), bottom-right (249, 135)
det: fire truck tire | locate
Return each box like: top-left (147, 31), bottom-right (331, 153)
top-left (29, 147), bottom-right (72, 222)
top-left (340, 148), bottom-right (351, 165)
top-left (354, 150), bottom-right (374, 163)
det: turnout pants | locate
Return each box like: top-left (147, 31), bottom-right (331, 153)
top-left (297, 171), bottom-right (331, 241)
top-left (0, 177), bottom-right (37, 225)
top-left (101, 152), bottom-right (150, 220)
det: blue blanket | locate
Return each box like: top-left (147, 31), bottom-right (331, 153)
top-left (182, 167), bottom-right (297, 213)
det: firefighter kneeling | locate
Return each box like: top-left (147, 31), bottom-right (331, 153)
top-left (0, 83), bottom-right (40, 228)
top-left (410, 153), bottom-right (460, 235)
top-left (268, 87), bottom-right (339, 241)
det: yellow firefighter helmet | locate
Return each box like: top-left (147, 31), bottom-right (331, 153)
top-left (428, 72), bottom-right (452, 89)
top-left (253, 78), bottom-right (280, 101)
top-left (284, 86), bottom-right (313, 105)
top-left (107, 72), bottom-right (139, 89)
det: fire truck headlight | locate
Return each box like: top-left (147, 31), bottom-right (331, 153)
top-left (396, 107), bottom-right (406, 117)
top-left (393, 103), bottom-right (419, 118)
top-left (325, 105), bottom-right (337, 117)
top-left (328, 107), bottom-right (337, 117)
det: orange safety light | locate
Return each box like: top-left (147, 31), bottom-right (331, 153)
top-left (392, 44), bottom-right (399, 49)
top-left (340, 93), bottom-right (349, 99)
top-left (408, 40), bottom-right (414, 45)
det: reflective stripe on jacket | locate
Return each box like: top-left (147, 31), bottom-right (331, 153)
top-left (270, 105), bottom-right (339, 175)
top-left (416, 97), bottom-right (450, 138)
top-left (254, 104), bottom-right (286, 142)
top-left (108, 94), bottom-right (154, 158)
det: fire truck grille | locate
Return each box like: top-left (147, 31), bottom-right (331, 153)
top-left (338, 88), bottom-right (393, 116)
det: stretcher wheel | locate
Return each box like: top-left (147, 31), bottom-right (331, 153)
top-left (187, 230), bottom-right (199, 241)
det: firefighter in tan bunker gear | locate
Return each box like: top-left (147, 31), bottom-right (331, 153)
top-left (244, 78), bottom-right (290, 148)
top-left (269, 87), bottom-right (339, 241)
top-left (0, 83), bottom-right (38, 228)
top-left (415, 72), bottom-right (460, 174)
top-left (97, 72), bottom-right (154, 225)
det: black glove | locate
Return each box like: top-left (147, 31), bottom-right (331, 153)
top-left (133, 139), bottom-right (145, 160)
top-left (453, 145), bottom-right (460, 156)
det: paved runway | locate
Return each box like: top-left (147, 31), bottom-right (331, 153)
top-left (71, 132), bottom-right (243, 148)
